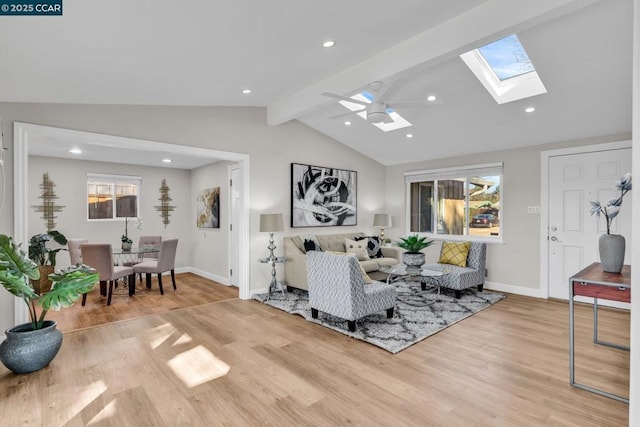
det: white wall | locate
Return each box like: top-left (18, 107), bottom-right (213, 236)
top-left (0, 103), bottom-right (386, 331)
top-left (28, 156), bottom-right (192, 270)
top-left (384, 133), bottom-right (631, 294)
top-left (190, 161), bottom-right (236, 281)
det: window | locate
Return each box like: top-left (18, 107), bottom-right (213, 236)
top-left (405, 163), bottom-right (502, 240)
top-left (459, 34), bottom-right (546, 104)
top-left (87, 174), bottom-right (141, 220)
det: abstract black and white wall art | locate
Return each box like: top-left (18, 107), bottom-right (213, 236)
top-left (196, 187), bottom-right (220, 228)
top-left (291, 163), bottom-right (357, 227)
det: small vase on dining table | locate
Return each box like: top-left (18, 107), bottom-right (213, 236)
top-left (122, 241), bottom-right (132, 252)
top-left (599, 234), bottom-right (625, 274)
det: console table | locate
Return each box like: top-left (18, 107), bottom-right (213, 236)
top-left (569, 262), bottom-right (630, 403)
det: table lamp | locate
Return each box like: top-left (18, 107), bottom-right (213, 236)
top-left (259, 213), bottom-right (284, 260)
top-left (373, 213), bottom-right (391, 241)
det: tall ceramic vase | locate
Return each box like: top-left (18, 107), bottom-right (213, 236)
top-left (599, 234), bottom-right (625, 274)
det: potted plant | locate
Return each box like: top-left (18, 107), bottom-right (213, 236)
top-left (397, 234), bottom-right (434, 271)
top-left (0, 234), bottom-right (98, 374)
top-left (28, 230), bottom-right (68, 294)
top-left (590, 172), bottom-right (632, 273)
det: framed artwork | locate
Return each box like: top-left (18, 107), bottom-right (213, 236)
top-left (291, 163), bottom-right (357, 227)
top-left (196, 187), bottom-right (220, 228)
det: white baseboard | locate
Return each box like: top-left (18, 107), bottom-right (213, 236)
top-left (250, 287), bottom-right (269, 298)
top-left (183, 267), bottom-right (231, 286)
top-left (484, 280), bottom-right (546, 299)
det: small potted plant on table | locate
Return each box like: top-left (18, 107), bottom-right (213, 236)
top-left (397, 234), bottom-right (434, 272)
top-left (0, 234), bottom-right (98, 374)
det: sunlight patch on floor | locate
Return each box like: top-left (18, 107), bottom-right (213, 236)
top-left (167, 345), bottom-right (230, 388)
top-left (87, 399), bottom-right (117, 425)
top-left (65, 380), bottom-right (108, 425)
top-left (146, 322), bottom-right (177, 349)
top-left (173, 333), bottom-right (193, 346)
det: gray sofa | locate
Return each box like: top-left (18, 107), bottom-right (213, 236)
top-left (283, 232), bottom-right (401, 291)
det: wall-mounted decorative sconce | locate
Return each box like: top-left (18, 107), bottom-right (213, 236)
top-left (154, 179), bottom-right (175, 228)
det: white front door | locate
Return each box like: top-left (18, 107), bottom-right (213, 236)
top-left (229, 166), bottom-right (240, 287)
top-left (547, 147), bottom-right (632, 303)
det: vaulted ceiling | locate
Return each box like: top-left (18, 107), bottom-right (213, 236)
top-left (0, 0), bottom-right (632, 166)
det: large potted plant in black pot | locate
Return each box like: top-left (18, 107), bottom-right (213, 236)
top-left (28, 230), bottom-right (68, 294)
top-left (0, 234), bottom-right (98, 374)
top-left (397, 234), bottom-right (434, 272)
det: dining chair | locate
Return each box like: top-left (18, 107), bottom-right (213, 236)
top-left (67, 238), bottom-right (88, 265)
top-left (135, 235), bottom-right (162, 282)
top-left (133, 239), bottom-right (178, 295)
top-left (80, 243), bottom-right (135, 306)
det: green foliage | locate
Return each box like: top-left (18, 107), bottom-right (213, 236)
top-left (396, 234), bottom-right (434, 253)
top-left (0, 234), bottom-right (98, 330)
top-left (28, 230), bottom-right (68, 266)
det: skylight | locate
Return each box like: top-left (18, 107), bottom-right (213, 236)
top-left (338, 91), bottom-right (412, 132)
top-left (460, 33), bottom-right (547, 104)
top-left (477, 34), bottom-right (535, 81)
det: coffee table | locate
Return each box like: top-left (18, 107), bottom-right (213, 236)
top-left (379, 264), bottom-right (449, 303)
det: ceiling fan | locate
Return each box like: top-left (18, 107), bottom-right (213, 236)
top-left (321, 77), bottom-right (442, 125)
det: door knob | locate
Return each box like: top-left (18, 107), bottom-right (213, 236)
top-left (550, 226), bottom-right (557, 232)
top-left (550, 236), bottom-right (561, 242)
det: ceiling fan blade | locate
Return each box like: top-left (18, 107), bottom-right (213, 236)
top-left (321, 92), bottom-right (369, 106)
top-left (387, 99), bottom-right (444, 109)
top-left (328, 109), bottom-right (366, 120)
top-left (376, 76), bottom-right (410, 103)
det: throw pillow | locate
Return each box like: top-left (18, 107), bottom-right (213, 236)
top-left (303, 239), bottom-right (322, 252)
top-left (344, 238), bottom-right (370, 261)
top-left (438, 241), bottom-right (471, 267)
top-left (354, 236), bottom-right (384, 258)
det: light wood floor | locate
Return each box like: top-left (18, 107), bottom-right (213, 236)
top-left (48, 273), bottom-right (239, 332)
top-left (0, 279), bottom-right (629, 426)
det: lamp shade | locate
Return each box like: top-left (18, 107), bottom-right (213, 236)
top-left (260, 213), bottom-right (284, 233)
top-left (373, 213), bottom-right (391, 228)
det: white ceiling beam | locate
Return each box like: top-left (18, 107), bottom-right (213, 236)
top-left (267, 0), bottom-right (599, 126)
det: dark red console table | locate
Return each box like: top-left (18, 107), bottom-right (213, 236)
top-left (569, 262), bottom-right (630, 403)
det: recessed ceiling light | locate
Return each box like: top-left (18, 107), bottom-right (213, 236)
top-left (69, 148), bottom-right (82, 154)
top-left (525, 106), bottom-right (536, 113)
top-left (322, 40), bottom-right (336, 48)
top-left (241, 89), bottom-right (251, 94)
top-left (344, 121), bottom-right (351, 126)
top-left (162, 158), bottom-right (172, 163)
top-left (427, 95), bottom-right (437, 102)
top-left (406, 133), bottom-right (414, 139)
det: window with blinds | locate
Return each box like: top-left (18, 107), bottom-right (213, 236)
top-left (405, 163), bottom-right (503, 240)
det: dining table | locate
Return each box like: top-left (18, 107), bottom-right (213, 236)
top-left (111, 246), bottom-right (160, 296)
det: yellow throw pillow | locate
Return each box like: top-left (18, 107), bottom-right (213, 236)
top-left (439, 241), bottom-right (471, 267)
top-left (344, 238), bottom-right (370, 261)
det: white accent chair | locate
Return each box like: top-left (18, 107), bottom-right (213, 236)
top-left (133, 239), bottom-right (178, 295)
top-left (80, 243), bottom-right (135, 306)
top-left (306, 251), bottom-right (396, 332)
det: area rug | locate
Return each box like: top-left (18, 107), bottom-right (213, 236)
top-left (254, 283), bottom-right (505, 354)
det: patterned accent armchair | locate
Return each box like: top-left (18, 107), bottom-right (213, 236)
top-left (306, 251), bottom-right (396, 332)
top-left (425, 242), bottom-right (486, 299)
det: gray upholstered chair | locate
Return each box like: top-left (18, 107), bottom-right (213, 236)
top-left (80, 243), bottom-right (135, 306)
top-left (67, 238), bottom-right (88, 265)
top-left (134, 235), bottom-right (162, 281)
top-left (425, 241), bottom-right (487, 299)
top-left (306, 251), bottom-right (396, 332)
top-left (133, 239), bottom-right (178, 295)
